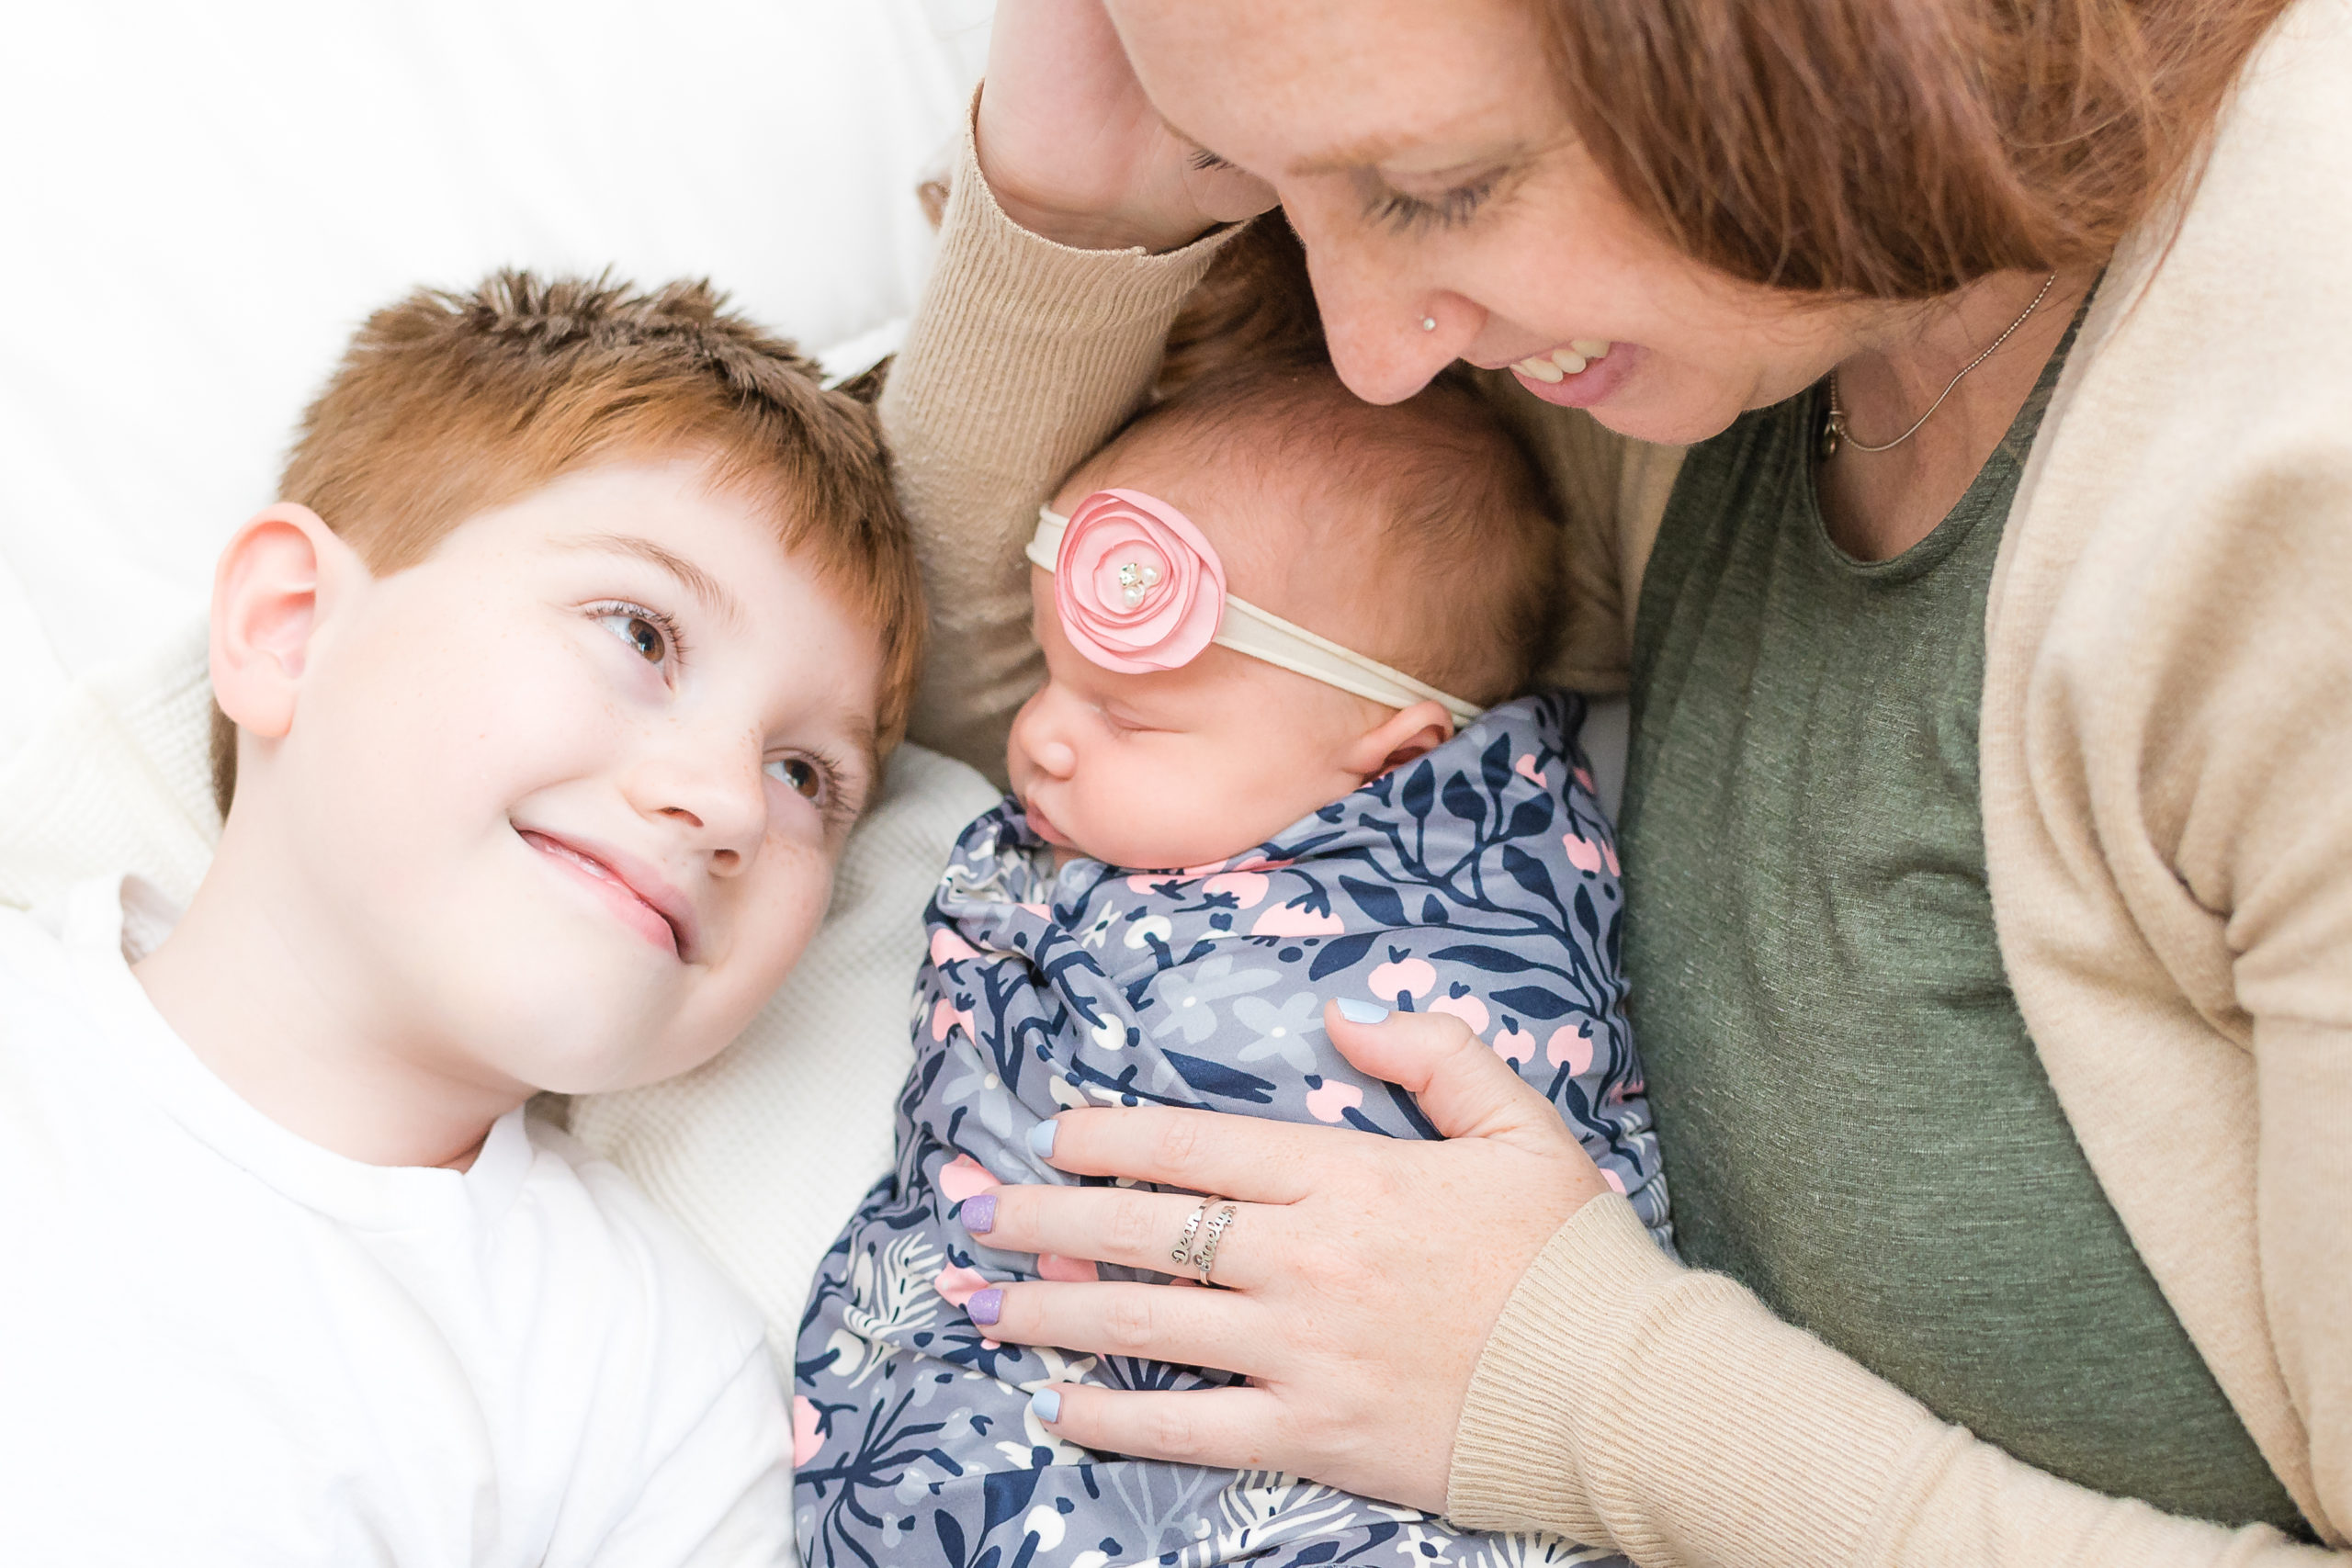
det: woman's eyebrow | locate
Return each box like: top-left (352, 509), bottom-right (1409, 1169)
top-left (1285, 134), bottom-right (1412, 177)
top-left (1290, 135), bottom-right (1537, 181)
top-left (567, 533), bottom-right (744, 629)
top-left (1160, 115), bottom-right (1414, 181)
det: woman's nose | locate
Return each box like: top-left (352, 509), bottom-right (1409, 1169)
top-left (1288, 199), bottom-right (1466, 405)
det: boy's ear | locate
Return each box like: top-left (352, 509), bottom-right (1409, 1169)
top-left (1343, 699), bottom-right (1455, 782)
top-left (209, 504), bottom-right (361, 743)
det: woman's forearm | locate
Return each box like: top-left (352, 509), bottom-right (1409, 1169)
top-left (885, 112), bottom-right (1239, 782)
top-left (1449, 1197), bottom-right (2334, 1566)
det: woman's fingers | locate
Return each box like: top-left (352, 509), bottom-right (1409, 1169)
top-left (1028, 1382), bottom-right (1290, 1474)
top-left (977, 1280), bottom-right (1272, 1377)
top-left (1036, 1105), bottom-right (1346, 1202)
top-left (1322, 1002), bottom-right (1576, 1150)
top-left (967, 1185), bottom-right (1274, 1290)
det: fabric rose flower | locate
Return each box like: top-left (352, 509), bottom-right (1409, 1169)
top-left (1052, 489), bottom-right (1227, 672)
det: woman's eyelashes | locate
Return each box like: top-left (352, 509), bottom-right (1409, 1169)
top-left (592, 600), bottom-right (689, 676)
top-left (1188, 146), bottom-right (1237, 174)
top-left (1366, 173), bottom-right (1500, 233)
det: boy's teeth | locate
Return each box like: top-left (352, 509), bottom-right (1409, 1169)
top-left (557, 841), bottom-right (616, 881)
top-left (1570, 338), bottom-right (1611, 359)
top-left (1517, 355), bottom-right (1566, 384)
top-left (1549, 349), bottom-right (1589, 375)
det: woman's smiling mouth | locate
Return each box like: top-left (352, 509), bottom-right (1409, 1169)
top-left (516, 827), bottom-right (695, 961)
top-left (1503, 340), bottom-right (1643, 409)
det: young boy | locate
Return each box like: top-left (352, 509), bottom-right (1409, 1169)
top-left (0, 273), bottom-right (923, 1565)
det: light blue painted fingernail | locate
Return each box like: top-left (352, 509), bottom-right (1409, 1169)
top-left (1028, 1119), bottom-right (1058, 1159)
top-left (1030, 1387), bottom-right (1062, 1424)
top-left (1336, 998), bottom-right (1391, 1025)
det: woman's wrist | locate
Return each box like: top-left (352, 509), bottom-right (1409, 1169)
top-left (973, 125), bottom-right (1223, 254)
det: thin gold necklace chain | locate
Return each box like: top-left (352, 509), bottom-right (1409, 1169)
top-left (1820, 271), bottom-right (2059, 459)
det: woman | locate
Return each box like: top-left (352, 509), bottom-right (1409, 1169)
top-left (875, 0), bottom-right (2350, 1559)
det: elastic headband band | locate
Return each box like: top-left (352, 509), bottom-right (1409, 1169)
top-left (1027, 492), bottom-right (1485, 727)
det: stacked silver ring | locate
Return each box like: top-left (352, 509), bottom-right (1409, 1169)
top-left (1171, 1197), bottom-right (1241, 1286)
top-left (1192, 1201), bottom-right (1239, 1286)
top-left (1170, 1196), bottom-right (1222, 1268)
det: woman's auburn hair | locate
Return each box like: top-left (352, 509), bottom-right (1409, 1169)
top-left (1543, 0), bottom-right (2292, 298)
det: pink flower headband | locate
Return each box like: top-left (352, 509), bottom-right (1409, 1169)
top-left (1026, 489), bottom-right (1485, 726)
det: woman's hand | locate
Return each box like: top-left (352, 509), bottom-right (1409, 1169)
top-left (960, 1002), bottom-right (1611, 1513)
top-left (976, 0), bottom-right (1276, 252)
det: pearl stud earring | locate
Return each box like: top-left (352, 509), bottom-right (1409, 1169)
top-left (1420, 316), bottom-right (1438, 332)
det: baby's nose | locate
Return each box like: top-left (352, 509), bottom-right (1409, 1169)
top-left (1032, 739), bottom-right (1078, 778)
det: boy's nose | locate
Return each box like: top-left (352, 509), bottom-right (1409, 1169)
top-left (628, 728), bottom-right (768, 871)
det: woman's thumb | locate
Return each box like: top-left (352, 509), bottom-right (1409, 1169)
top-left (1322, 1000), bottom-right (1562, 1146)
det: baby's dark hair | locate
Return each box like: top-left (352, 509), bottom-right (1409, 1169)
top-left (1086, 220), bottom-right (1559, 708)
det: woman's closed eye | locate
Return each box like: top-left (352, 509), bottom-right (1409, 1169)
top-left (1365, 172), bottom-right (1499, 233)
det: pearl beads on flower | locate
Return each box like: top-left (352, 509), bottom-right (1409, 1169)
top-left (1116, 559), bottom-right (1162, 608)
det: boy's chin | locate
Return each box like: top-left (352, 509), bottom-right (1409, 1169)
top-left (481, 999), bottom-right (748, 1099)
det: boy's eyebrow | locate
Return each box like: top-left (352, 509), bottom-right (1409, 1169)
top-left (567, 534), bottom-right (743, 628)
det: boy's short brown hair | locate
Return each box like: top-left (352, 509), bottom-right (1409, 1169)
top-left (210, 270), bottom-right (923, 815)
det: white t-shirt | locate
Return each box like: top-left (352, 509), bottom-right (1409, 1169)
top-left (0, 877), bottom-right (795, 1567)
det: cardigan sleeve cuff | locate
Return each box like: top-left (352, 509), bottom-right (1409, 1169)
top-left (1444, 1193), bottom-right (1935, 1564)
top-left (918, 95), bottom-right (1242, 352)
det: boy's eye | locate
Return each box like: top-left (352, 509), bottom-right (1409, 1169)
top-left (598, 612), bottom-right (669, 664)
top-left (766, 756), bottom-right (824, 801)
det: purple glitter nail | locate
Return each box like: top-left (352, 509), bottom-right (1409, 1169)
top-left (967, 1287), bottom-right (1003, 1326)
top-left (960, 1194), bottom-right (997, 1235)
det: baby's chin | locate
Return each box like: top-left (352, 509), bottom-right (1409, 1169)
top-left (1078, 825), bottom-right (1289, 876)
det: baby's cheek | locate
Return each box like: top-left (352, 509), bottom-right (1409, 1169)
top-left (1121, 739), bottom-right (1269, 867)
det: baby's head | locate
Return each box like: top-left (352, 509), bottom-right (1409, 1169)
top-left (201, 272), bottom-right (921, 1099)
top-left (1009, 360), bottom-right (1556, 872)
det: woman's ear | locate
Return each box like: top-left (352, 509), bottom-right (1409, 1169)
top-left (208, 504), bottom-right (359, 743)
top-left (1342, 699), bottom-right (1455, 782)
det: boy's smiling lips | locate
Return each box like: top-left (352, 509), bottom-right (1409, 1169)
top-left (514, 826), bottom-right (698, 962)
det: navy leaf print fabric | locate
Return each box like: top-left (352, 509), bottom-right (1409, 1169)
top-left (795, 693), bottom-right (1665, 1568)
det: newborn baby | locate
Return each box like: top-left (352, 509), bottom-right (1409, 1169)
top-left (796, 362), bottom-right (1667, 1568)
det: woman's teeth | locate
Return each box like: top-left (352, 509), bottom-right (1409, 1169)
top-left (1515, 340), bottom-right (1612, 383)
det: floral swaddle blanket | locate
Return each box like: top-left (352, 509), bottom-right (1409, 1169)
top-left (795, 692), bottom-right (1667, 1568)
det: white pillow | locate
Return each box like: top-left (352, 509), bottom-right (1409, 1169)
top-left (0, 0), bottom-right (987, 761)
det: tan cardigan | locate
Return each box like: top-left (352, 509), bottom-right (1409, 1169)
top-left (881, 1), bottom-right (2352, 1559)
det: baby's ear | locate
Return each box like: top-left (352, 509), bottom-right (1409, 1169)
top-left (208, 504), bottom-right (362, 744)
top-left (1346, 700), bottom-right (1455, 782)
